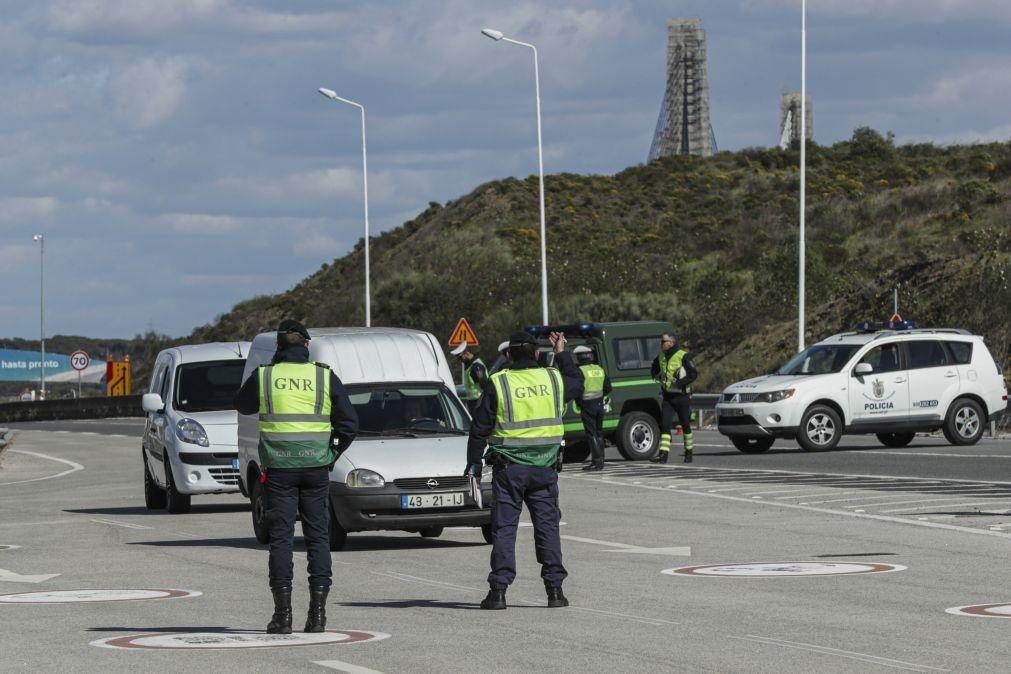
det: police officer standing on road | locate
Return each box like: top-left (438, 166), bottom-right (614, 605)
top-left (465, 330), bottom-right (583, 610)
top-left (451, 342), bottom-right (487, 414)
top-left (234, 319), bottom-right (358, 635)
top-left (573, 345), bottom-right (612, 472)
top-left (650, 332), bottom-right (697, 463)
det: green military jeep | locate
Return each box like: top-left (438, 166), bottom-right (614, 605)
top-left (525, 321), bottom-right (675, 462)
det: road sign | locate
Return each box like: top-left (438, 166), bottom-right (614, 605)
top-left (889, 313), bottom-right (903, 324)
top-left (70, 351), bottom-right (90, 371)
top-left (106, 359), bottom-right (131, 397)
top-left (448, 317), bottom-right (479, 347)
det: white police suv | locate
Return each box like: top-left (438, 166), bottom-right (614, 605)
top-left (717, 322), bottom-right (1008, 453)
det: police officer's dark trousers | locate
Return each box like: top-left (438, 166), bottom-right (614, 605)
top-left (488, 462), bottom-right (567, 589)
top-left (658, 392), bottom-right (694, 462)
top-left (266, 467), bottom-right (332, 590)
top-left (579, 399), bottom-right (605, 466)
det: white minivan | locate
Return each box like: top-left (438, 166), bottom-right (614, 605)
top-left (142, 342), bottom-right (250, 513)
top-left (717, 323), bottom-right (1007, 453)
top-left (236, 327), bottom-right (491, 551)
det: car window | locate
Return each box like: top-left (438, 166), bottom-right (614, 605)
top-left (860, 343), bottom-right (901, 373)
top-left (906, 340), bottom-right (948, 369)
top-left (945, 341), bottom-right (973, 365)
top-left (174, 359), bottom-right (247, 412)
top-left (614, 337), bottom-right (662, 370)
top-left (149, 363), bottom-right (167, 395)
top-left (345, 384), bottom-right (469, 436)
top-left (777, 344), bottom-right (861, 375)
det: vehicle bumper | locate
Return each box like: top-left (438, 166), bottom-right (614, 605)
top-left (171, 449), bottom-right (241, 495)
top-left (716, 401), bottom-right (799, 439)
top-left (329, 482), bottom-right (492, 532)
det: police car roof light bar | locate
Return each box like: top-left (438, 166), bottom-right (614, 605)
top-left (854, 320), bottom-right (917, 333)
top-left (524, 324), bottom-right (600, 338)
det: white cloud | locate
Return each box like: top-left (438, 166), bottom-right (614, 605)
top-left (47, 0), bottom-right (225, 36)
top-left (0, 196), bottom-right (58, 224)
top-left (109, 59), bottom-right (188, 128)
top-left (908, 64), bottom-right (1011, 109)
top-left (745, 0), bottom-right (1011, 20)
top-left (158, 212), bottom-right (242, 234)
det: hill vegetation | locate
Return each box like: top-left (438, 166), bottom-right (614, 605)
top-left (188, 128), bottom-right (1011, 392)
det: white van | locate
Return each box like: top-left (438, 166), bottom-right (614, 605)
top-left (141, 342), bottom-right (250, 513)
top-left (717, 323), bottom-right (1008, 453)
top-left (236, 327), bottom-right (491, 550)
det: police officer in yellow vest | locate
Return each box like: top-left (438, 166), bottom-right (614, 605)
top-left (573, 345), bottom-right (612, 472)
top-left (451, 341), bottom-right (487, 415)
top-left (466, 330), bottom-right (584, 610)
top-left (650, 332), bottom-right (698, 463)
top-left (235, 320), bottom-right (358, 635)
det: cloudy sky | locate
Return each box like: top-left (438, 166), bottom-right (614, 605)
top-left (3, 0), bottom-right (1010, 340)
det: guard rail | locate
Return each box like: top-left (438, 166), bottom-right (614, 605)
top-left (0, 396), bottom-right (143, 423)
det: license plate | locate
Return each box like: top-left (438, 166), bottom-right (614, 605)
top-left (231, 458), bottom-right (239, 470)
top-left (401, 492), bottom-right (465, 509)
top-left (720, 408), bottom-right (744, 417)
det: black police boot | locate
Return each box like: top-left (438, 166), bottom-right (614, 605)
top-left (480, 588), bottom-right (507, 610)
top-left (683, 450), bottom-right (693, 464)
top-left (650, 451), bottom-right (669, 464)
top-left (582, 461), bottom-right (603, 472)
top-left (266, 588), bottom-right (292, 634)
top-left (304, 586), bottom-right (329, 633)
top-left (546, 585), bottom-right (569, 608)
top-left (583, 437), bottom-right (604, 471)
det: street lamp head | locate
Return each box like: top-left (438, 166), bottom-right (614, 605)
top-left (33, 234), bottom-right (43, 241)
top-left (481, 28), bottom-right (504, 41)
top-left (318, 88), bottom-right (338, 100)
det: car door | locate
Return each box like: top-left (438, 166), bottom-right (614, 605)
top-left (145, 359), bottom-right (173, 485)
top-left (904, 339), bottom-right (958, 426)
top-left (847, 342), bottom-right (910, 428)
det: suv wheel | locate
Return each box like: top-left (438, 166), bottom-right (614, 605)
top-left (143, 452), bottom-right (167, 510)
top-left (876, 432), bottom-right (915, 448)
top-left (731, 436), bottom-right (774, 454)
top-left (328, 507), bottom-right (347, 551)
top-left (250, 476), bottom-right (270, 544)
top-left (797, 405), bottom-right (842, 452)
top-left (942, 398), bottom-right (985, 446)
top-left (616, 412), bottom-right (660, 460)
top-left (164, 457), bottom-right (192, 514)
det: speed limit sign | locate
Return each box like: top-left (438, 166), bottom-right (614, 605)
top-left (70, 351), bottom-right (90, 371)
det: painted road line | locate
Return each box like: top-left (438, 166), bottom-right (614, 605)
top-left (0, 520), bottom-right (79, 529)
top-left (0, 450), bottom-right (84, 486)
top-left (0, 568), bottom-right (60, 583)
top-left (875, 451), bottom-right (1011, 459)
top-left (89, 518), bottom-right (153, 530)
top-left (558, 535), bottom-right (640, 549)
top-left (315, 661), bottom-right (387, 673)
top-left (879, 501), bottom-right (1011, 514)
top-left (773, 492), bottom-right (853, 500)
top-left (844, 495), bottom-right (1006, 509)
top-left (733, 635), bottom-right (949, 671)
top-left (606, 546), bottom-right (691, 556)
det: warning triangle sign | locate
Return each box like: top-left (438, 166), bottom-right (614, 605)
top-left (448, 317), bottom-right (479, 347)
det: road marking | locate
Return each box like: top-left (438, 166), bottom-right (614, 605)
top-left (773, 492), bottom-right (850, 500)
top-left (0, 450), bottom-right (84, 486)
top-left (0, 520), bottom-right (79, 529)
top-left (844, 495), bottom-right (1005, 509)
top-left (733, 634), bottom-right (949, 671)
top-left (875, 451), bottom-right (1011, 459)
top-left (0, 568), bottom-right (60, 583)
top-left (315, 661), bottom-right (387, 673)
top-left (559, 535), bottom-right (640, 549)
top-left (879, 501), bottom-right (1011, 514)
top-left (89, 518), bottom-right (152, 530)
top-left (606, 546), bottom-right (691, 556)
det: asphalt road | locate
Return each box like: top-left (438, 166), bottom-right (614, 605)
top-left (1, 425), bottom-right (1010, 672)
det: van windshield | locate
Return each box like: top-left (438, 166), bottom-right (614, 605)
top-left (345, 384), bottom-right (470, 437)
top-left (776, 344), bottom-right (861, 375)
top-left (174, 359), bottom-right (247, 412)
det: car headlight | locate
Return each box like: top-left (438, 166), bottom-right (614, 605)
top-left (346, 469), bottom-right (385, 488)
top-left (175, 418), bottom-right (210, 447)
top-left (752, 389), bottom-right (795, 403)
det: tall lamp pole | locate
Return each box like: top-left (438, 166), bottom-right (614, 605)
top-left (318, 88), bottom-right (371, 327)
top-left (481, 28), bottom-right (549, 325)
top-left (33, 233), bottom-right (45, 398)
top-left (798, 0), bottom-right (807, 352)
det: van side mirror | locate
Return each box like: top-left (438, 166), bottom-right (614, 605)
top-left (854, 363), bottom-right (873, 377)
top-left (142, 393), bottom-right (164, 413)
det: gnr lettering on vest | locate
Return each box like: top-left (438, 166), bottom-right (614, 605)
top-left (514, 385), bottom-right (550, 399)
top-left (274, 378), bottom-right (314, 391)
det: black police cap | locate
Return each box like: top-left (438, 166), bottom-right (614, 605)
top-left (508, 331), bottom-right (537, 347)
top-left (277, 319), bottom-right (311, 342)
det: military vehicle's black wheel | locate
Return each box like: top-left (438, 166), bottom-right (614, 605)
top-left (876, 432), bottom-right (915, 448)
top-left (731, 436), bottom-right (774, 454)
top-left (250, 476), bottom-right (270, 544)
top-left (616, 412), bottom-right (660, 460)
top-left (143, 452), bottom-right (166, 510)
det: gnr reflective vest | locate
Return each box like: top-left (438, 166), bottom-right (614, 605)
top-left (579, 363), bottom-right (606, 400)
top-left (657, 349), bottom-right (690, 394)
top-left (489, 367), bottom-right (565, 467)
top-left (462, 357), bottom-right (486, 401)
top-left (258, 362), bottom-right (333, 469)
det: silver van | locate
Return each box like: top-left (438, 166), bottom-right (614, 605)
top-left (236, 327), bottom-right (491, 550)
top-left (142, 342), bottom-right (250, 513)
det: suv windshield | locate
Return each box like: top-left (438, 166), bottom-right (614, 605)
top-left (174, 359), bottom-right (247, 412)
top-left (776, 344), bottom-right (861, 375)
top-left (346, 384), bottom-right (469, 437)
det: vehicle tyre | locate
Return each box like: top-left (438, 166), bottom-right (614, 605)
top-left (797, 405), bottom-right (842, 452)
top-left (250, 476), bottom-right (270, 544)
top-left (481, 523), bottom-right (493, 545)
top-left (876, 432), bottom-right (915, 448)
top-left (143, 452), bottom-right (167, 510)
top-left (327, 507), bottom-right (347, 551)
top-left (616, 411), bottom-right (660, 461)
top-left (942, 398), bottom-right (985, 446)
top-left (164, 457), bottom-right (191, 514)
top-left (562, 441), bottom-right (591, 464)
top-left (419, 526), bottom-right (444, 539)
top-left (731, 436), bottom-right (774, 454)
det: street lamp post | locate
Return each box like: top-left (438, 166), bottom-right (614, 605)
top-left (32, 234), bottom-right (45, 399)
top-left (481, 28), bottom-right (550, 325)
top-left (798, 0), bottom-right (807, 352)
top-left (318, 87), bottom-right (371, 327)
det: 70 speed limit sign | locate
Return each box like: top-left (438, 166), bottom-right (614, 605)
top-left (70, 351), bottom-right (91, 371)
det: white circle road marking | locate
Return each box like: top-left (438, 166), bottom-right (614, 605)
top-left (946, 603), bottom-right (1011, 618)
top-left (0, 589), bottom-right (201, 604)
top-left (0, 450), bottom-right (84, 486)
top-left (664, 562), bottom-right (907, 577)
top-left (91, 630), bottom-right (390, 650)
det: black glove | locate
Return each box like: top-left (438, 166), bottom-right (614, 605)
top-left (554, 452), bottom-right (563, 473)
top-left (464, 462), bottom-right (482, 477)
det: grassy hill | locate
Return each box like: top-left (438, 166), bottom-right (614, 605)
top-left (190, 129), bottom-right (1011, 392)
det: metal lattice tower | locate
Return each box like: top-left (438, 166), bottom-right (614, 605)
top-left (649, 19), bottom-right (713, 160)
top-left (778, 92), bottom-right (813, 150)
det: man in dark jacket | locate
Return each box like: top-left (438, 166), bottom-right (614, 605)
top-left (650, 332), bottom-right (698, 463)
top-left (234, 319), bottom-right (358, 634)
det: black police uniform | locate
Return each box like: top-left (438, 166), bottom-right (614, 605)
top-left (649, 343), bottom-right (698, 463)
top-left (577, 360), bottom-right (612, 472)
